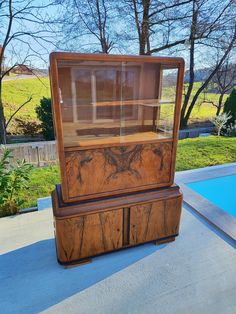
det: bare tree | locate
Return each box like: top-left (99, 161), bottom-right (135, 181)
top-left (212, 55), bottom-right (236, 115)
top-left (57, 0), bottom-right (115, 53)
top-left (130, 0), bottom-right (151, 55)
top-left (0, 0), bottom-right (58, 144)
top-left (118, 0), bottom-right (192, 55)
top-left (120, 0), bottom-right (236, 127)
top-left (180, 0), bottom-right (236, 128)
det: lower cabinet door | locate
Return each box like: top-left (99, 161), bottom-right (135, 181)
top-left (129, 197), bottom-right (182, 245)
top-left (56, 209), bottom-right (123, 263)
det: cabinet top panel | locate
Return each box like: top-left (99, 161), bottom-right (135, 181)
top-left (50, 52), bottom-right (184, 67)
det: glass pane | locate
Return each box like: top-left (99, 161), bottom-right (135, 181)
top-left (57, 60), bottom-right (178, 148)
top-left (157, 68), bottom-right (178, 136)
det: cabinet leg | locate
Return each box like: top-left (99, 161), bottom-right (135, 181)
top-left (154, 236), bottom-right (175, 245)
top-left (62, 258), bottom-right (92, 268)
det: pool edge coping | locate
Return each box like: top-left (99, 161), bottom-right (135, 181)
top-left (175, 163), bottom-right (236, 242)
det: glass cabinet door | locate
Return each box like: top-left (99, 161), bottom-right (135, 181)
top-left (155, 67), bottom-right (178, 136)
top-left (57, 60), bottom-right (178, 149)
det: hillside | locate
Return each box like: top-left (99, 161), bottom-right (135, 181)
top-left (2, 77), bottom-right (50, 134)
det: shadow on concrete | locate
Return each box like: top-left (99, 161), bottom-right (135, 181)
top-left (0, 239), bottom-right (165, 314)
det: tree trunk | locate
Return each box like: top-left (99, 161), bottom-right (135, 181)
top-left (183, 25), bottom-right (236, 125)
top-left (217, 93), bottom-right (224, 115)
top-left (180, 2), bottom-right (236, 128)
top-left (96, 0), bottom-right (109, 54)
top-left (180, 71), bottom-right (194, 129)
top-left (0, 79), bottom-right (7, 144)
top-left (139, 0), bottom-right (150, 55)
top-left (180, 1), bottom-right (196, 129)
top-left (0, 0), bottom-right (13, 144)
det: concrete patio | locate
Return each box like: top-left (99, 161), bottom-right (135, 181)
top-left (1, 198), bottom-right (236, 314)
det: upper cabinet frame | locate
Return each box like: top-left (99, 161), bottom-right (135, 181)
top-left (50, 53), bottom-right (185, 203)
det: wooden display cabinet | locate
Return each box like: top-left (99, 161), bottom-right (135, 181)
top-left (50, 52), bottom-right (184, 265)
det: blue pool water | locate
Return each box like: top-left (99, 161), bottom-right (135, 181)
top-left (187, 174), bottom-right (236, 218)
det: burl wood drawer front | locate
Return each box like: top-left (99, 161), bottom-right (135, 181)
top-left (129, 197), bottom-right (182, 245)
top-left (65, 142), bottom-right (172, 199)
top-left (55, 209), bottom-right (123, 263)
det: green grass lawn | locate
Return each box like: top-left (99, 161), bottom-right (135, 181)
top-left (3, 77), bottom-right (50, 133)
top-left (176, 136), bottom-right (236, 171)
top-left (18, 136), bottom-right (236, 209)
top-left (18, 165), bottom-right (60, 208)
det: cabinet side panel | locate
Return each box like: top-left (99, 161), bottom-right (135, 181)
top-left (64, 142), bottom-right (172, 199)
top-left (55, 209), bottom-right (123, 263)
top-left (164, 195), bottom-right (183, 235)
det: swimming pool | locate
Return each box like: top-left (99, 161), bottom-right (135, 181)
top-left (187, 174), bottom-right (236, 218)
top-left (176, 163), bottom-right (236, 242)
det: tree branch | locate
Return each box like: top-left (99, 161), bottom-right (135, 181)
top-left (5, 95), bottom-right (33, 130)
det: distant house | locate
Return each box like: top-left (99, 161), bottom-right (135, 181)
top-left (11, 64), bottom-right (33, 75)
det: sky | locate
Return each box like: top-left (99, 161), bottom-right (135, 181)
top-left (1, 0), bottom-right (234, 70)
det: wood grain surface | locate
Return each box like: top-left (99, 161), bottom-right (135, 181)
top-left (53, 186), bottom-right (182, 265)
top-left (65, 141), bottom-right (172, 199)
top-left (55, 209), bottom-right (123, 263)
top-left (129, 197), bottom-right (182, 245)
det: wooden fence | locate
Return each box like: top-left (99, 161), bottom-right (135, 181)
top-left (1, 141), bottom-right (58, 166)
